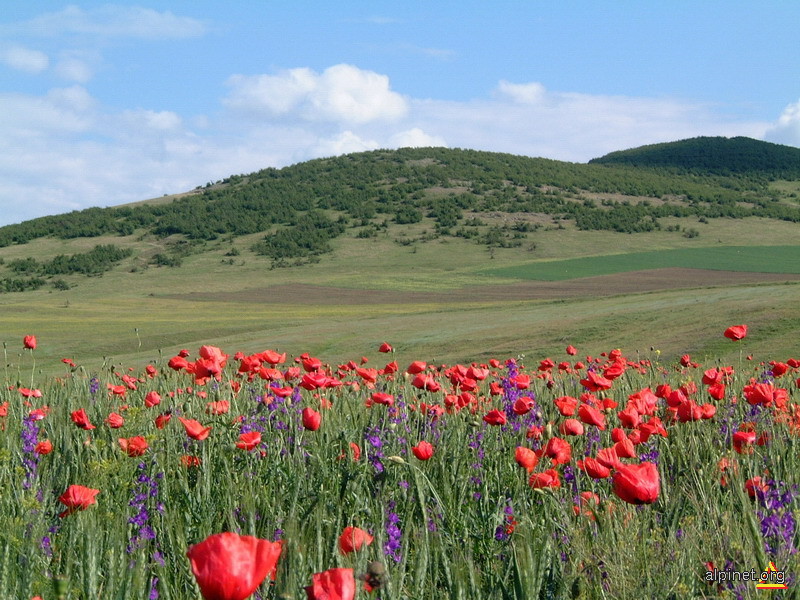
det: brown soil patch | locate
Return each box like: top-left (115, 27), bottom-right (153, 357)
top-left (163, 268), bottom-right (800, 305)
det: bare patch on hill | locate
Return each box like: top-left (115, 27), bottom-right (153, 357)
top-left (162, 268), bottom-right (800, 305)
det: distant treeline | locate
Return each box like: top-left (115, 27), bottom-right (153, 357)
top-left (0, 145), bottom-right (799, 253)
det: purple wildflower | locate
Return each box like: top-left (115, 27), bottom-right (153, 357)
top-left (384, 500), bottom-right (402, 563)
top-left (756, 479), bottom-right (798, 559)
top-left (21, 415), bottom-right (40, 490)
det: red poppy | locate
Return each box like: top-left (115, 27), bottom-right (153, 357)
top-left (181, 455), bottom-right (202, 468)
top-left (723, 324), bottom-right (747, 341)
top-left (596, 447), bottom-right (623, 470)
top-left (412, 440), bottom-right (434, 461)
top-left (236, 431), bottom-right (262, 451)
top-left (559, 418), bottom-right (584, 436)
top-left (198, 345), bottom-right (229, 366)
top-left (466, 366), bottom-right (489, 380)
top-left (105, 412), bottom-right (125, 429)
top-left (35, 439), bottom-right (53, 455)
top-left (745, 476), bottom-right (769, 498)
top-left (514, 446), bottom-right (539, 473)
top-left (732, 430), bottom-right (756, 454)
top-left (71, 408), bottom-right (96, 430)
top-left (378, 342), bottom-right (393, 353)
top-left (511, 374), bottom-right (531, 389)
top-left (613, 437), bottom-right (637, 459)
top-left (566, 345), bottom-right (578, 356)
top-left (512, 396), bottom-right (535, 415)
top-left (700, 403), bottom-right (716, 419)
top-left (743, 382), bottom-right (786, 407)
top-left (638, 416), bottom-right (668, 440)
top-left (529, 468), bottom-right (561, 489)
top-left (168, 355), bottom-right (190, 371)
top-left (544, 436), bottom-right (572, 465)
top-left (483, 409), bottom-right (507, 426)
top-left (155, 413), bottom-right (171, 429)
top-left (707, 383), bottom-right (726, 401)
top-left (186, 532), bottom-right (282, 600)
top-left (578, 403), bottom-right (606, 430)
top-left (144, 391), bottom-right (161, 408)
top-left (370, 392), bottom-right (394, 406)
top-left (302, 407), bottom-right (321, 431)
top-left (612, 462), bottom-right (660, 505)
top-left (577, 457), bottom-right (611, 479)
top-left (118, 436), bottom-right (149, 457)
top-left (58, 484), bottom-right (100, 517)
top-left (206, 400), bottom-right (230, 415)
top-left (572, 491), bottom-right (601, 519)
top-left (617, 405), bottom-right (641, 429)
top-left (305, 567), bottom-right (355, 600)
top-left (554, 396), bottom-right (578, 416)
top-left (580, 371), bottom-right (613, 392)
top-left (23, 335), bottom-right (37, 350)
top-left (406, 360), bottom-right (427, 374)
top-left (338, 526), bottom-right (373, 555)
top-left (179, 417), bottom-right (212, 441)
top-left (107, 384), bottom-right (127, 397)
top-left (337, 442), bottom-right (361, 461)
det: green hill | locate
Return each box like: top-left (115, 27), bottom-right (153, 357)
top-left (1, 145), bottom-right (800, 372)
top-left (589, 136), bottom-right (800, 177)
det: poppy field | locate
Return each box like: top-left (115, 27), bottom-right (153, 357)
top-left (1, 329), bottom-right (799, 599)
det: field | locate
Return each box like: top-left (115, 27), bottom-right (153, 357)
top-left (1, 210), bottom-right (800, 378)
top-left (1, 332), bottom-right (798, 599)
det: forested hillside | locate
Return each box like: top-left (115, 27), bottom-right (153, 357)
top-left (590, 136), bottom-right (800, 177)
top-left (1, 142), bottom-right (800, 293)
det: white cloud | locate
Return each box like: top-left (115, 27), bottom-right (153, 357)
top-left (390, 128), bottom-right (447, 148)
top-left (0, 45), bottom-right (48, 73)
top-left (55, 56), bottom-right (93, 83)
top-left (496, 80), bottom-right (546, 104)
top-left (0, 86), bottom-right (94, 138)
top-left (225, 68), bottom-right (318, 116)
top-left (313, 130), bottom-right (380, 156)
top-left (14, 5), bottom-right (207, 39)
top-left (764, 99), bottom-right (800, 147)
top-left (121, 109), bottom-right (183, 132)
top-left (224, 64), bottom-right (408, 124)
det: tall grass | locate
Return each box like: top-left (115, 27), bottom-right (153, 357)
top-left (0, 341), bottom-right (797, 599)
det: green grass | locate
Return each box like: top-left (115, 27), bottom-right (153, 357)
top-left (482, 245), bottom-right (800, 281)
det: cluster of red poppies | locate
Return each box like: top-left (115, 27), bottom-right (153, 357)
top-left (14, 322), bottom-right (800, 599)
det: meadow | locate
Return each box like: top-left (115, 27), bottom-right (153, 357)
top-left (2, 212), bottom-right (800, 377)
top-left (1, 331), bottom-right (798, 599)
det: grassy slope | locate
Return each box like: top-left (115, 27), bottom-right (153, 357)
top-left (2, 208), bottom-right (799, 378)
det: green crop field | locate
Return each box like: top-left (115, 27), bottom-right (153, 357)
top-left (482, 245), bottom-right (800, 281)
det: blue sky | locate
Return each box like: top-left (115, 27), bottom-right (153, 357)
top-left (1, 1), bottom-right (798, 226)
